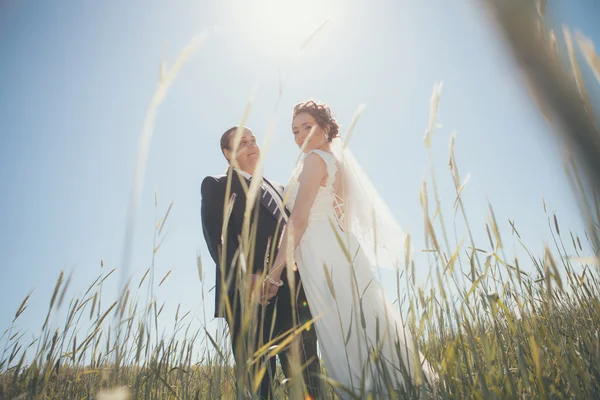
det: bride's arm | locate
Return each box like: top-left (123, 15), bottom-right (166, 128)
top-left (267, 153), bottom-right (327, 282)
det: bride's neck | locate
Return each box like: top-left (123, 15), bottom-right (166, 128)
top-left (317, 142), bottom-right (331, 152)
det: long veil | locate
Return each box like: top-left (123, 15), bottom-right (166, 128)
top-left (331, 137), bottom-right (411, 269)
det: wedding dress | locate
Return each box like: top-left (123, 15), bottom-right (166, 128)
top-left (283, 146), bottom-right (436, 398)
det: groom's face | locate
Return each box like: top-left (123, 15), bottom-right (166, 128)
top-left (225, 128), bottom-right (260, 174)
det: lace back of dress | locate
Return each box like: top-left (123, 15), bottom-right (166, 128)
top-left (332, 171), bottom-right (346, 231)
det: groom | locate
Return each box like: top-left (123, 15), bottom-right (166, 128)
top-left (200, 126), bottom-right (322, 399)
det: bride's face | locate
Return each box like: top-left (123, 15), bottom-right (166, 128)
top-left (292, 112), bottom-right (327, 153)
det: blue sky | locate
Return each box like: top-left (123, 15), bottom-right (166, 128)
top-left (1, 0), bottom-right (599, 343)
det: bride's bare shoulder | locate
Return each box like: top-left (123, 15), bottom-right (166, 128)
top-left (299, 152), bottom-right (328, 183)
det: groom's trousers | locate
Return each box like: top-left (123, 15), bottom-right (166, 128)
top-left (226, 268), bottom-right (324, 399)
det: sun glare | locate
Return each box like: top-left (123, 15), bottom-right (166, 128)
top-left (238, 0), bottom-right (336, 58)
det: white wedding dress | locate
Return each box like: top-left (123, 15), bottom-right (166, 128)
top-left (284, 149), bottom-right (436, 398)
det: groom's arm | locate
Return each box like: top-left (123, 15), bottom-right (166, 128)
top-left (203, 176), bottom-right (265, 311)
top-left (272, 182), bottom-right (285, 198)
top-left (201, 176), bottom-right (243, 302)
top-left (201, 176), bottom-right (226, 267)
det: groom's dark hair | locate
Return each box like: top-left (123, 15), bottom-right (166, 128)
top-left (220, 126), bottom-right (238, 163)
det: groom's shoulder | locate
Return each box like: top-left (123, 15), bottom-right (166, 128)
top-left (202, 174), bottom-right (227, 184)
top-left (201, 174), bottom-right (227, 195)
top-left (265, 177), bottom-right (285, 192)
top-left (270, 180), bottom-right (284, 189)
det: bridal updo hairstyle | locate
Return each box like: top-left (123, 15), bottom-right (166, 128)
top-left (292, 100), bottom-right (340, 142)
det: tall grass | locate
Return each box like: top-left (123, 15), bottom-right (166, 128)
top-left (3, 132), bottom-right (600, 398)
top-left (3, 5), bottom-right (600, 399)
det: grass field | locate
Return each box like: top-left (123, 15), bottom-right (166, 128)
top-left (2, 4), bottom-right (600, 399)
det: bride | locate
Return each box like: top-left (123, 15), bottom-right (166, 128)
top-left (262, 100), bottom-right (436, 398)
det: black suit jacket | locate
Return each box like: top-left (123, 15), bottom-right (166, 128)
top-left (201, 169), bottom-right (285, 318)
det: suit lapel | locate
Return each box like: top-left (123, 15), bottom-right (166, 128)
top-left (228, 167), bottom-right (250, 190)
